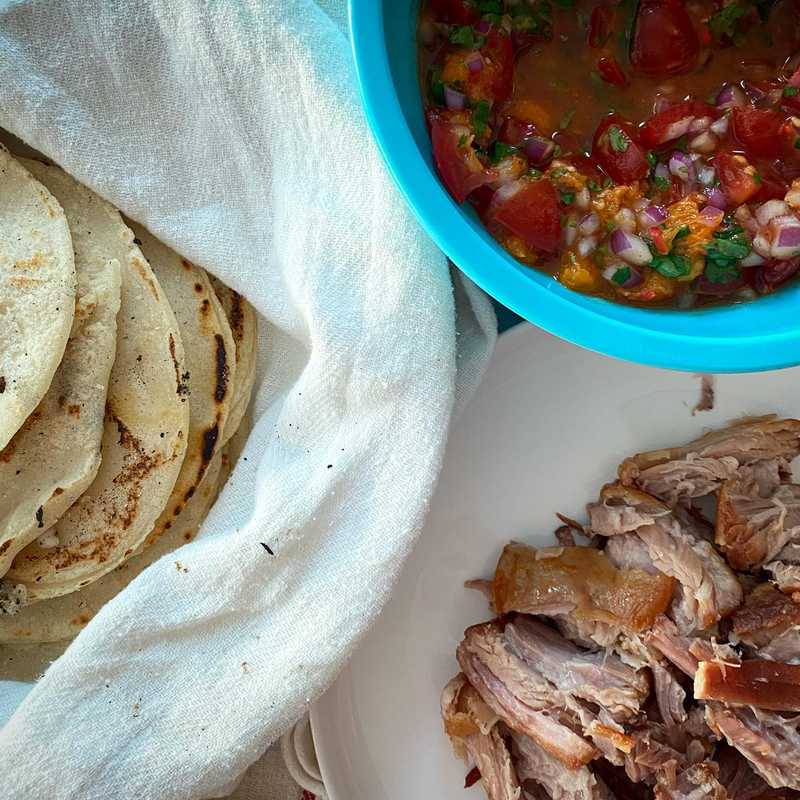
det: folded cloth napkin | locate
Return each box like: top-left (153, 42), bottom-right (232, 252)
top-left (0, 1), bottom-right (495, 797)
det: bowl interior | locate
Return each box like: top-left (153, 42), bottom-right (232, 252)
top-left (349, 0), bottom-right (800, 372)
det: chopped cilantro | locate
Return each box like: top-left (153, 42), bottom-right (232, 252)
top-left (646, 151), bottom-right (657, 169)
top-left (708, 2), bottom-right (749, 40)
top-left (795, 139), bottom-right (800, 150)
top-left (753, 172), bottom-right (763, 186)
top-left (784, 86), bottom-right (800, 97)
top-left (603, 177), bottom-right (613, 189)
top-left (612, 267), bottom-right (632, 286)
top-left (673, 225), bottom-right (690, 241)
top-left (490, 141), bottom-right (518, 163)
top-left (673, 136), bottom-right (689, 154)
top-left (552, 143), bottom-right (563, 157)
top-left (704, 225), bottom-right (750, 284)
top-left (554, 0), bottom-right (575, 8)
top-left (650, 252), bottom-right (692, 278)
top-left (653, 175), bottom-right (671, 192)
top-left (458, 134), bottom-right (469, 148)
top-left (450, 26), bottom-right (479, 48)
top-left (559, 107), bottom-right (577, 130)
top-left (560, 191), bottom-right (575, 205)
top-left (472, 100), bottom-right (491, 139)
top-left (587, 179), bottom-right (603, 192)
top-left (474, 0), bottom-right (504, 12)
top-left (608, 126), bottom-right (630, 152)
top-left (550, 166), bottom-right (569, 178)
top-left (529, 168), bottom-right (543, 178)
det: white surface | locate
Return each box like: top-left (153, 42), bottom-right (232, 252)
top-left (311, 322), bottom-right (800, 800)
top-left (0, 2), bottom-right (495, 798)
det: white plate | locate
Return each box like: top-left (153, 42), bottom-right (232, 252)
top-left (311, 323), bottom-right (800, 800)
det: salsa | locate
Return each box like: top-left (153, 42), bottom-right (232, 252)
top-left (418, 0), bottom-right (800, 307)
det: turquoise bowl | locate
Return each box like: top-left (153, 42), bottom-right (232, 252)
top-left (348, 0), bottom-right (800, 372)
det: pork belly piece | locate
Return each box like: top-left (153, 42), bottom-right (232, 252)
top-left (456, 622), bottom-right (598, 768)
top-left (732, 584), bottom-right (800, 649)
top-left (706, 703), bottom-right (800, 790)
top-left (645, 616), bottom-right (737, 678)
top-left (492, 542), bottom-right (674, 633)
top-left (695, 659), bottom-right (800, 712)
top-left (654, 762), bottom-right (728, 800)
top-left (441, 674), bottom-right (521, 800)
top-left (589, 485), bottom-right (742, 632)
top-left (652, 663), bottom-right (688, 732)
top-left (505, 616), bottom-right (650, 722)
top-left (717, 482), bottom-right (800, 571)
top-left (618, 416), bottom-right (800, 505)
top-left (760, 628), bottom-right (800, 664)
top-left (511, 731), bottom-right (610, 800)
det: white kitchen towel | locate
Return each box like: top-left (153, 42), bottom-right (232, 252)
top-left (0, 1), bottom-right (496, 798)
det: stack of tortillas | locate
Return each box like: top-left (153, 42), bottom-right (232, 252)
top-left (0, 142), bottom-right (256, 651)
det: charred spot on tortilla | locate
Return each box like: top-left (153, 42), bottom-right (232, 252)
top-left (0, 377), bottom-right (5, 393)
top-left (168, 334), bottom-right (190, 397)
top-left (35, 507), bottom-right (43, 529)
top-left (194, 283), bottom-right (203, 293)
top-left (0, 542), bottom-right (11, 556)
top-left (214, 334), bottom-right (229, 403)
top-left (228, 291), bottom-right (244, 341)
top-left (51, 487), bottom-right (63, 497)
top-left (201, 423), bottom-right (219, 470)
top-left (180, 258), bottom-right (192, 272)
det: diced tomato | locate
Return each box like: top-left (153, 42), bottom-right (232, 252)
top-left (498, 117), bottom-right (540, 147)
top-left (467, 30), bottom-right (514, 104)
top-left (491, 178), bottom-right (562, 253)
top-left (640, 100), bottom-right (719, 148)
top-left (428, 0), bottom-right (478, 25)
top-left (591, 115), bottom-right (649, 183)
top-left (650, 227), bottom-right (669, 254)
top-left (783, 90), bottom-right (800, 116)
top-left (429, 112), bottom-right (498, 204)
top-left (714, 151), bottom-right (760, 206)
top-left (732, 108), bottom-right (789, 159)
top-left (597, 56), bottom-right (628, 88)
top-left (752, 162), bottom-right (789, 202)
top-left (630, 0), bottom-right (700, 78)
top-left (468, 184), bottom-right (496, 219)
top-left (587, 6), bottom-right (613, 48)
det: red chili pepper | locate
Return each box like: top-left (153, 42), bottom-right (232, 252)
top-left (650, 226), bottom-right (669, 254)
top-left (464, 767), bottom-right (482, 788)
top-left (597, 56), bottom-right (628, 88)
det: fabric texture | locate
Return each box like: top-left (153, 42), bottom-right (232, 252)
top-left (0, 1), bottom-right (496, 798)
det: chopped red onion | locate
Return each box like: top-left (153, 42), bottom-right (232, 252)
top-left (735, 204), bottom-right (758, 232)
top-left (753, 233), bottom-right (772, 258)
top-left (699, 206), bottom-right (724, 227)
top-left (654, 163), bottom-right (670, 183)
top-left (578, 212), bottom-right (600, 235)
top-left (689, 132), bottom-right (717, 154)
top-left (715, 83), bottom-right (747, 109)
top-left (756, 200), bottom-right (789, 227)
top-left (745, 83), bottom-right (768, 105)
top-left (488, 180), bottom-right (523, 215)
top-left (706, 187), bottom-right (727, 210)
top-left (611, 228), bottom-right (652, 266)
top-left (698, 166), bottom-right (716, 187)
top-left (689, 116), bottom-right (712, 134)
top-left (740, 251), bottom-right (765, 267)
top-left (577, 236), bottom-right (598, 257)
top-left (474, 19), bottom-right (493, 35)
top-left (669, 151), bottom-right (694, 182)
top-left (654, 97), bottom-right (672, 114)
top-left (710, 116), bottom-right (730, 137)
top-left (524, 136), bottom-right (555, 166)
top-left (575, 187), bottom-right (591, 211)
top-left (563, 217), bottom-right (578, 247)
top-left (638, 204), bottom-right (668, 228)
top-left (772, 221), bottom-right (800, 259)
top-left (444, 86), bottom-right (466, 111)
top-left (615, 207), bottom-right (636, 233)
top-left (465, 51), bottom-right (484, 73)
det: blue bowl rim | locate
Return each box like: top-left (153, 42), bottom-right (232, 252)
top-left (348, 0), bottom-right (800, 373)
